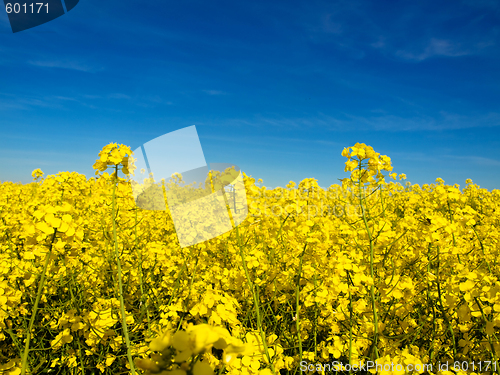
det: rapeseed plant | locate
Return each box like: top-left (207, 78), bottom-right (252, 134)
top-left (0, 143), bottom-right (499, 374)
top-left (93, 143), bottom-right (137, 374)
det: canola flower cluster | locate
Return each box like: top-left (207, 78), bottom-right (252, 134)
top-left (0, 142), bottom-right (499, 375)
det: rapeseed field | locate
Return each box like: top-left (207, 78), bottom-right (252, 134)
top-left (0, 143), bottom-right (499, 375)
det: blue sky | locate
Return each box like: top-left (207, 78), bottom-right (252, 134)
top-left (1, 0), bottom-right (500, 190)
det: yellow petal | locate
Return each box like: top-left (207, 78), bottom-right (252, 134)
top-left (193, 361), bottom-right (214, 375)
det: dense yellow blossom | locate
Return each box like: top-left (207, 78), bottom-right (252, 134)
top-left (0, 143), bottom-right (499, 374)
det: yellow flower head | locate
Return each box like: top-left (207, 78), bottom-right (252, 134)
top-left (92, 143), bottom-right (134, 175)
top-left (32, 168), bottom-right (44, 181)
top-left (342, 143), bottom-right (393, 186)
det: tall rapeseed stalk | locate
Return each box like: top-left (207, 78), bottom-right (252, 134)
top-left (93, 143), bottom-right (136, 374)
top-left (341, 143), bottom-right (393, 360)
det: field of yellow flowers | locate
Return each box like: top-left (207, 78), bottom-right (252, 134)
top-left (0, 143), bottom-right (499, 375)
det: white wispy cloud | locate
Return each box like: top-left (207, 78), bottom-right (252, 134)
top-left (342, 111), bottom-right (500, 131)
top-left (461, 0), bottom-right (500, 10)
top-left (0, 102), bottom-right (28, 110)
top-left (202, 90), bottom-right (228, 95)
top-left (134, 95), bottom-right (173, 107)
top-left (303, 1), bottom-right (499, 63)
top-left (445, 155), bottom-right (500, 167)
top-left (320, 13), bottom-right (343, 35)
top-left (0, 96), bottom-right (65, 110)
top-left (203, 110), bottom-right (500, 132)
top-left (201, 133), bottom-right (343, 147)
top-left (28, 59), bottom-right (104, 72)
top-left (396, 38), bottom-right (471, 61)
top-left (390, 150), bottom-right (500, 168)
top-left (0, 92), bottom-right (173, 110)
top-left (370, 36), bottom-right (386, 49)
top-left (0, 92), bottom-right (102, 111)
top-left (108, 93), bottom-right (131, 99)
top-left (53, 96), bottom-right (80, 102)
top-left (82, 93), bottom-right (172, 105)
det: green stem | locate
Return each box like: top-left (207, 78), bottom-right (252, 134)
top-left (346, 270), bottom-right (354, 366)
top-left (21, 228), bottom-right (57, 375)
top-left (235, 225), bottom-right (276, 375)
top-left (111, 166), bottom-right (136, 375)
top-left (426, 244), bottom-right (436, 363)
top-left (136, 206), bottom-right (151, 336)
top-left (472, 226), bottom-right (492, 274)
top-left (62, 257), bottom-right (86, 374)
top-left (177, 254), bottom-right (200, 332)
top-left (435, 245), bottom-right (457, 359)
top-left (474, 296), bottom-right (499, 371)
top-left (295, 243), bottom-right (307, 367)
top-left (313, 273), bottom-right (318, 361)
top-left (357, 161), bottom-right (379, 360)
